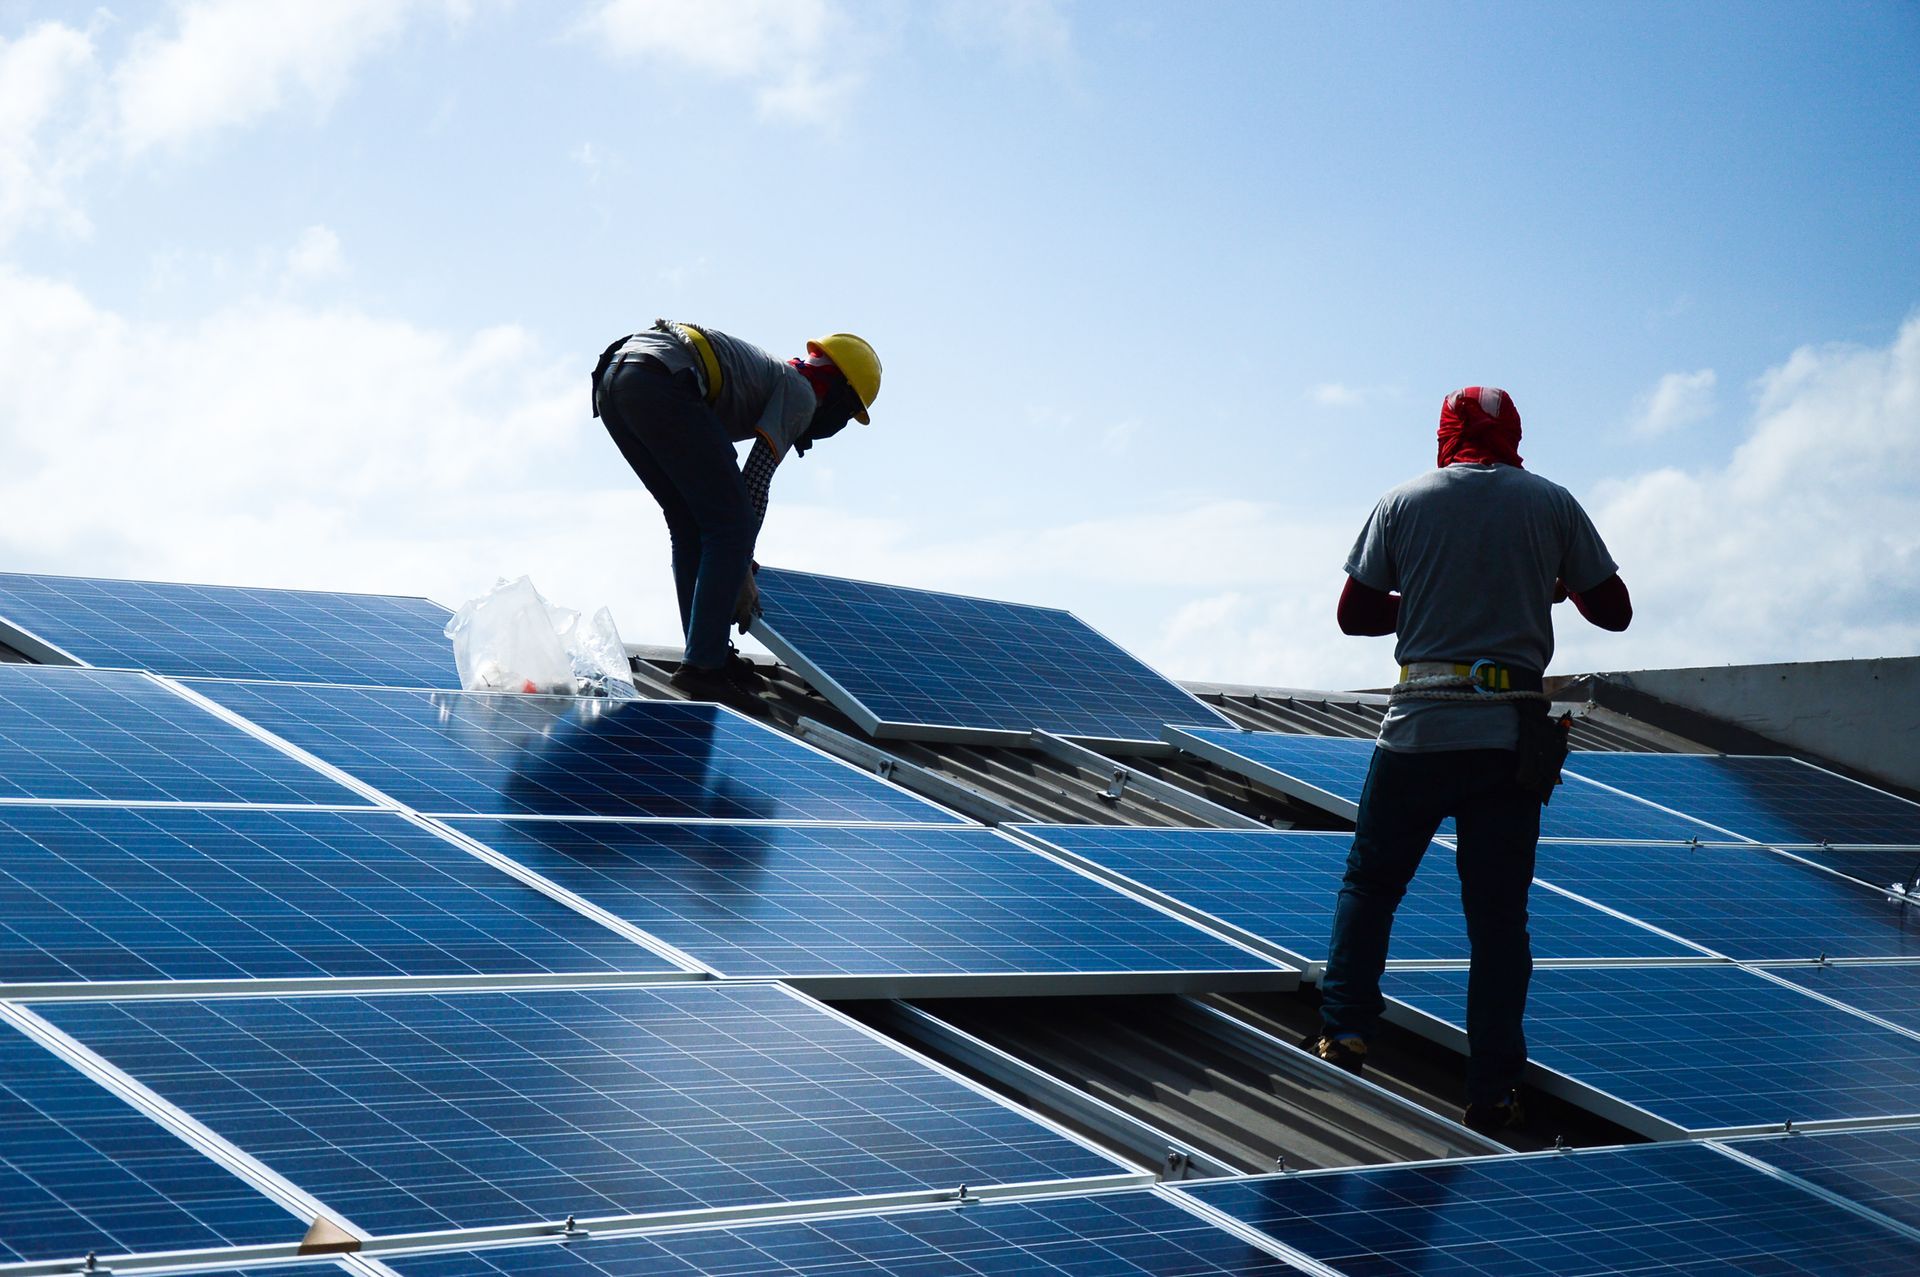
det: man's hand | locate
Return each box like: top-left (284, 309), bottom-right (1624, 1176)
top-left (1552, 577), bottom-right (1569, 604)
top-left (733, 572), bottom-right (760, 632)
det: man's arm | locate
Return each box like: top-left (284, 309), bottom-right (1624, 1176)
top-left (1568, 573), bottom-right (1632, 631)
top-left (1337, 576), bottom-right (1400, 636)
top-left (742, 438), bottom-right (778, 529)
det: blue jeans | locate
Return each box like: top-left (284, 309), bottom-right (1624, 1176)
top-left (598, 361), bottom-right (754, 669)
top-left (1319, 746), bottom-right (1539, 1105)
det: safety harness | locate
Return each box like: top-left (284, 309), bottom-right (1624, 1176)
top-left (1389, 661), bottom-right (1570, 804)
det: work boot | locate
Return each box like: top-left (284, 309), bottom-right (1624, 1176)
top-left (721, 645), bottom-right (766, 688)
top-left (1302, 1031), bottom-right (1368, 1075)
top-left (1463, 1092), bottom-right (1528, 1138)
top-left (667, 661), bottom-right (762, 711)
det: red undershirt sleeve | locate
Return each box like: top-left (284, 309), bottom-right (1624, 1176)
top-left (1337, 576), bottom-right (1400, 636)
top-left (1569, 573), bottom-right (1632, 631)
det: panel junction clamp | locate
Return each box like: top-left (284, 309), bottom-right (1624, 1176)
top-left (554, 1214), bottom-right (591, 1240)
top-left (1100, 770), bottom-right (1128, 802)
top-left (954, 1184), bottom-right (980, 1204)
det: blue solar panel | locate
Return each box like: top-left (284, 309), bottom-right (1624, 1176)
top-left (0, 572), bottom-right (457, 688)
top-left (0, 1018), bottom-right (300, 1262)
top-left (1168, 728), bottom-right (1725, 842)
top-left (388, 1190), bottom-right (1297, 1277)
top-left (1388, 965), bottom-right (1920, 1132)
top-left (41, 984), bottom-right (1122, 1236)
top-left (188, 680), bottom-right (960, 823)
top-left (1770, 963), bottom-right (1920, 1037)
top-left (1732, 1126), bottom-right (1920, 1236)
top-left (751, 566), bottom-right (1234, 745)
top-left (0, 806), bottom-right (678, 984)
top-left (1568, 752), bottom-right (1920, 847)
top-left (1531, 840), bottom-right (1920, 961)
top-left (0, 665), bottom-right (361, 807)
top-left (443, 819), bottom-right (1281, 981)
top-left (1014, 826), bottom-right (1705, 964)
top-left (1179, 1140), bottom-right (1920, 1276)
top-left (1778, 845), bottom-right (1920, 894)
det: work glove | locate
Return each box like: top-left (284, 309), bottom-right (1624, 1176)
top-left (733, 572), bottom-right (760, 632)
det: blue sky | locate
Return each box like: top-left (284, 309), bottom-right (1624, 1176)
top-left (2, 0), bottom-right (1915, 689)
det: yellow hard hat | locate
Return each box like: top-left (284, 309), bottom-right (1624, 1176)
top-left (807, 333), bottom-right (881, 423)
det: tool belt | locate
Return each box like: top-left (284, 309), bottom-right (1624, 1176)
top-left (1391, 660), bottom-right (1569, 805)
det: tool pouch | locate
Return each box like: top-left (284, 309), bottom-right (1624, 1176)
top-left (1513, 702), bottom-right (1572, 805)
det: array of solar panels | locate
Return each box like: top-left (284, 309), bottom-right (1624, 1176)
top-left (1141, 726), bottom-right (1920, 1141)
top-left (6, 569), bottom-right (1920, 1275)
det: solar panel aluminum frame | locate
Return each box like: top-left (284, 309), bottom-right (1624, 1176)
top-left (1160, 725), bottom-right (1364, 819)
top-left (748, 608), bottom-right (1232, 756)
top-left (1742, 962), bottom-right (1920, 1045)
top-left (1711, 1128), bottom-right (1920, 1249)
top-left (1376, 986), bottom-right (1920, 1141)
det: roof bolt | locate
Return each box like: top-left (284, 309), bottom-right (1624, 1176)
top-left (1554, 1135), bottom-right (1569, 1152)
top-left (1274, 1154), bottom-right (1289, 1173)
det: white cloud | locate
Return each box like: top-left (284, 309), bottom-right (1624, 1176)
top-left (937, 0), bottom-right (1074, 67)
top-left (1630, 367), bottom-right (1717, 436)
top-left (285, 224), bottom-right (343, 280)
top-left (1575, 315), bottom-right (1920, 673)
top-left (114, 0), bottom-right (450, 151)
top-left (0, 21), bottom-right (102, 241)
top-left (1309, 381), bottom-right (1393, 409)
top-left (583, 0), bottom-right (859, 124)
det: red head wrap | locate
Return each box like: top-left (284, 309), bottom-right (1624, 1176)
top-left (1437, 386), bottom-right (1523, 468)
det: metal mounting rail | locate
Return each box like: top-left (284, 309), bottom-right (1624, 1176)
top-left (1025, 732), bottom-right (1269, 829)
top-left (793, 717), bottom-right (1028, 825)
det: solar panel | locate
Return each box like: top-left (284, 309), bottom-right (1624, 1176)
top-left (1731, 1126), bottom-right (1920, 1235)
top-left (1770, 963), bottom-right (1920, 1037)
top-left (1014, 826), bottom-right (1706, 965)
top-left (0, 1017), bottom-right (301, 1263)
top-left (1531, 840), bottom-right (1920, 961)
top-left (188, 680), bottom-right (960, 823)
top-left (387, 1189), bottom-right (1298, 1277)
top-left (0, 665), bottom-right (362, 807)
top-left (443, 819), bottom-right (1285, 985)
top-left (749, 566), bottom-right (1235, 746)
top-left (0, 806), bottom-right (680, 985)
top-left (1178, 1140), bottom-right (1920, 1276)
top-left (1387, 965), bottom-right (1920, 1133)
top-left (1166, 727), bottom-right (1724, 842)
top-left (1777, 845), bottom-right (1920, 894)
top-left (1568, 752), bottom-right (1920, 847)
top-left (0, 571), bottom-right (457, 688)
top-left (40, 983), bottom-right (1124, 1237)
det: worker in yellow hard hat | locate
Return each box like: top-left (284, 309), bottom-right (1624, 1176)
top-left (591, 321), bottom-right (881, 704)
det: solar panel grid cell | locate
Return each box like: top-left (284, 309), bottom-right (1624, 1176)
top-left (753, 567), bottom-right (1234, 744)
top-left (0, 1019), bottom-right (300, 1263)
top-left (0, 573), bottom-right (458, 688)
top-left (185, 680), bottom-right (959, 823)
top-left (1770, 963), bottom-right (1920, 1037)
top-left (1388, 965), bottom-right (1920, 1131)
top-left (1013, 825), bottom-right (1707, 964)
top-left (1568, 753), bottom-right (1920, 847)
top-left (1731, 1126), bottom-right (1920, 1236)
top-left (1531, 840), bottom-right (1920, 960)
top-left (0, 666), bottom-right (361, 807)
top-left (39, 985), bottom-right (1123, 1237)
top-left (386, 1191), bottom-right (1299, 1277)
top-left (447, 819), bottom-right (1278, 980)
top-left (0, 806), bottom-right (677, 984)
top-left (1179, 1141), bottom-right (1920, 1276)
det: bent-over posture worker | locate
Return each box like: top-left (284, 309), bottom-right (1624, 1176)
top-left (592, 320), bottom-right (880, 702)
top-left (1309, 386), bottom-right (1631, 1136)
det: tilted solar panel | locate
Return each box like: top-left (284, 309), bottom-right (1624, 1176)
top-left (447, 819), bottom-right (1284, 986)
top-left (1013, 826), bottom-right (1706, 966)
top-left (0, 805), bottom-right (680, 985)
top-left (1729, 1126), bottom-right (1920, 1236)
top-left (41, 983), bottom-right (1125, 1237)
top-left (1770, 962), bottom-right (1920, 1037)
top-left (0, 571), bottom-right (457, 688)
top-left (1531, 839), bottom-right (1920, 961)
top-left (0, 1018), bottom-right (301, 1263)
top-left (750, 566), bottom-right (1235, 746)
top-left (1178, 1140), bottom-right (1920, 1276)
top-left (1166, 727), bottom-right (1726, 842)
top-left (1568, 752), bottom-right (1920, 848)
top-left (1387, 964), bottom-right (1920, 1134)
top-left (0, 665), bottom-right (362, 807)
top-left (188, 680), bottom-right (960, 823)
top-left (387, 1190), bottom-right (1299, 1277)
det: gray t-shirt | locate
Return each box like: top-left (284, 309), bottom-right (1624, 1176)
top-left (1345, 463), bottom-right (1617, 752)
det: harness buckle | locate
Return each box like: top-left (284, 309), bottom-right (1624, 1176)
top-left (1468, 658), bottom-right (1498, 696)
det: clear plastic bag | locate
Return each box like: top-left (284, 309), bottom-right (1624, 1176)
top-left (445, 577), bottom-right (636, 698)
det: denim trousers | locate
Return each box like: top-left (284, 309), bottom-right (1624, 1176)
top-left (598, 361), bottom-right (754, 669)
top-left (1319, 745), bottom-right (1540, 1105)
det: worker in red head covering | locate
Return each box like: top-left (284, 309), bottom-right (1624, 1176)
top-left (1309, 384), bottom-right (1632, 1139)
